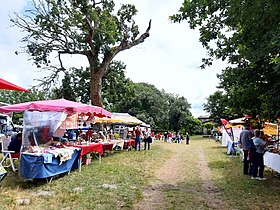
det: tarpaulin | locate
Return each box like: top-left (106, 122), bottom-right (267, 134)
top-left (19, 149), bottom-right (80, 179)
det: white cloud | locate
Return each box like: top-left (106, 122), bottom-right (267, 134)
top-left (0, 0), bottom-right (226, 117)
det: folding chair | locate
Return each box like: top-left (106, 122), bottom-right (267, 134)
top-left (0, 135), bottom-right (18, 172)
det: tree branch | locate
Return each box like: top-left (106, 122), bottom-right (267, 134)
top-left (58, 50), bottom-right (89, 55)
top-left (98, 19), bottom-right (152, 75)
top-left (83, 16), bottom-right (96, 57)
top-left (116, 19), bottom-right (151, 54)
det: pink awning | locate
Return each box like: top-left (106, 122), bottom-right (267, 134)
top-left (0, 77), bottom-right (30, 92)
top-left (0, 98), bottom-right (111, 117)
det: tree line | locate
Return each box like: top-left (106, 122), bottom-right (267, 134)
top-left (0, 64), bottom-right (204, 134)
top-left (171, 0), bottom-right (280, 123)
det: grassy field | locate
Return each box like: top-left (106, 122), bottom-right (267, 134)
top-left (160, 136), bottom-right (280, 210)
top-left (0, 136), bottom-right (280, 209)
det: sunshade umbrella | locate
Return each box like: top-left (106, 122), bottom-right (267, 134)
top-left (0, 77), bottom-right (30, 92)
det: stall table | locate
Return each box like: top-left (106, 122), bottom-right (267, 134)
top-left (19, 149), bottom-right (80, 180)
top-left (264, 152), bottom-right (280, 173)
top-left (123, 139), bottom-right (136, 150)
top-left (110, 140), bottom-right (124, 150)
top-left (101, 143), bottom-right (114, 156)
top-left (73, 143), bottom-right (103, 170)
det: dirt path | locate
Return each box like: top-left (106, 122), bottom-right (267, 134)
top-left (197, 148), bottom-right (226, 209)
top-left (133, 141), bottom-right (226, 210)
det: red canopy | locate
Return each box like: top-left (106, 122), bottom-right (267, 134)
top-left (0, 99), bottom-right (111, 117)
top-left (0, 77), bottom-right (30, 92)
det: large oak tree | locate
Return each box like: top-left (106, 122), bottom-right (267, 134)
top-left (11, 0), bottom-right (151, 107)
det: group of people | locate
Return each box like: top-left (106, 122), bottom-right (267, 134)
top-left (161, 131), bottom-right (190, 144)
top-left (239, 125), bottom-right (267, 180)
top-left (133, 126), bottom-right (152, 151)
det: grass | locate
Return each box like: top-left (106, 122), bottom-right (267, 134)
top-left (0, 136), bottom-right (280, 209)
top-left (202, 139), bottom-right (280, 210)
top-left (148, 136), bottom-right (280, 210)
top-left (0, 145), bottom-right (170, 210)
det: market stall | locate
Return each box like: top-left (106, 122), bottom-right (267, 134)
top-left (18, 111), bottom-right (81, 180)
top-left (100, 142), bottom-right (114, 156)
top-left (73, 143), bottom-right (103, 170)
top-left (20, 148), bottom-right (80, 180)
top-left (0, 99), bottom-right (111, 180)
top-left (123, 139), bottom-right (136, 150)
top-left (110, 139), bottom-right (125, 150)
top-left (264, 152), bottom-right (280, 173)
top-left (261, 123), bottom-right (280, 173)
top-left (95, 112), bottom-right (147, 140)
top-left (221, 118), bottom-right (243, 156)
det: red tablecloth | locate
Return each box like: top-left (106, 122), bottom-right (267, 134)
top-left (123, 139), bottom-right (136, 149)
top-left (74, 144), bottom-right (103, 158)
top-left (102, 143), bottom-right (114, 151)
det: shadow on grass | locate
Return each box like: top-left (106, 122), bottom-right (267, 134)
top-left (208, 160), bottom-right (228, 169)
top-left (210, 146), bottom-right (225, 149)
top-left (2, 169), bottom-right (73, 189)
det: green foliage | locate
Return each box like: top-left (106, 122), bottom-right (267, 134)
top-left (167, 94), bottom-right (191, 132)
top-left (52, 60), bottom-right (134, 107)
top-left (120, 83), bottom-right (170, 129)
top-left (203, 90), bottom-right (238, 124)
top-left (203, 122), bottom-right (214, 134)
top-left (101, 61), bottom-right (136, 112)
top-left (172, 0), bottom-right (280, 121)
top-left (52, 67), bottom-right (91, 103)
top-left (0, 88), bottom-right (51, 123)
top-left (0, 88), bottom-right (50, 104)
top-left (184, 116), bottom-right (202, 135)
top-left (53, 66), bottom-right (193, 130)
top-left (203, 122), bottom-right (213, 130)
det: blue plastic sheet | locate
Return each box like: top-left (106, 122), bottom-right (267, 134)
top-left (19, 149), bottom-right (80, 179)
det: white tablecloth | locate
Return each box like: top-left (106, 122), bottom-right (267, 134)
top-left (110, 140), bottom-right (124, 150)
top-left (264, 152), bottom-right (280, 173)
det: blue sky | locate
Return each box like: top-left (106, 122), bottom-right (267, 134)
top-left (0, 0), bottom-right (226, 117)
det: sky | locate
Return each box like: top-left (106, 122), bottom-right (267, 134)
top-left (0, 0), bottom-right (226, 118)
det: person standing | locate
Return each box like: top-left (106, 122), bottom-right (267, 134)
top-left (180, 134), bottom-right (184, 144)
top-left (164, 132), bottom-right (168, 142)
top-left (186, 132), bottom-right (190, 144)
top-left (144, 127), bottom-right (151, 150)
top-left (157, 133), bottom-right (161, 141)
top-left (135, 126), bottom-right (141, 151)
top-left (151, 132), bottom-right (155, 143)
top-left (176, 132), bottom-right (180, 143)
top-left (168, 132), bottom-right (172, 143)
top-left (86, 128), bottom-right (92, 141)
top-left (251, 129), bottom-right (267, 180)
top-left (239, 125), bottom-right (253, 175)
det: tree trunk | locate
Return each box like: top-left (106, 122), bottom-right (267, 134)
top-left (90, 66), bottom-right (103, 107)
